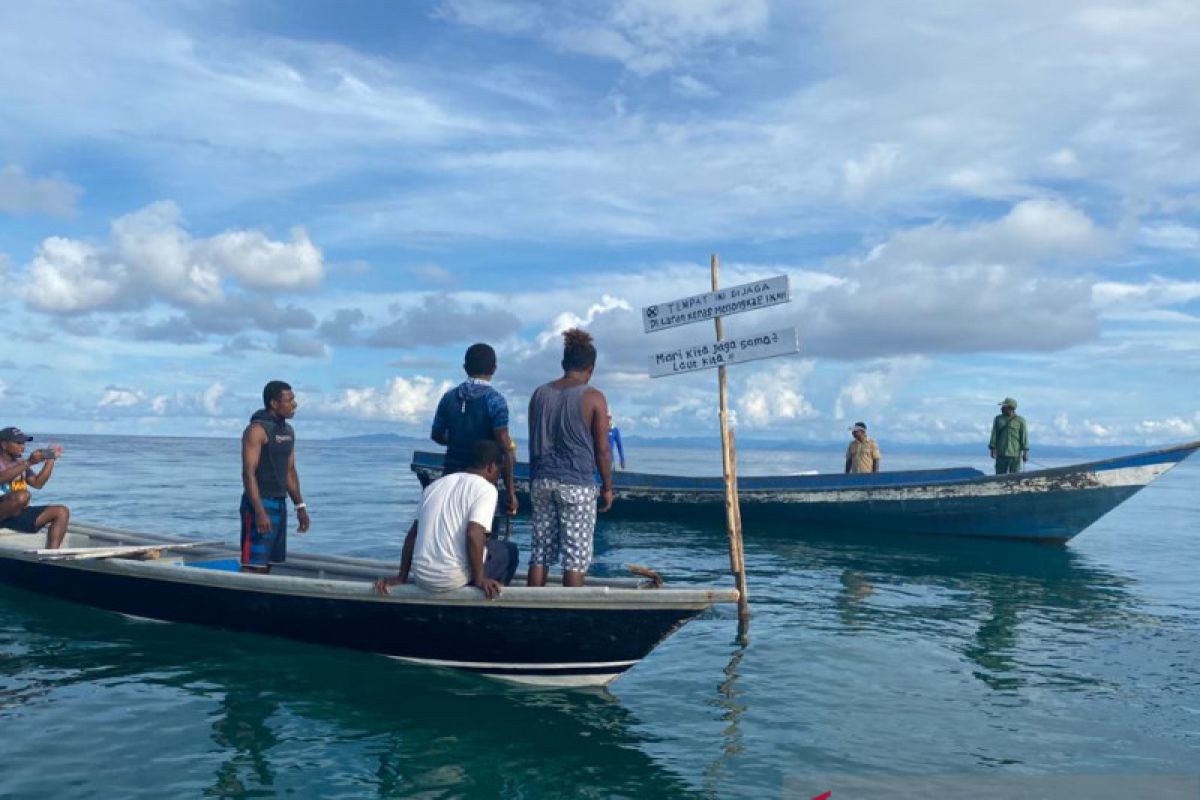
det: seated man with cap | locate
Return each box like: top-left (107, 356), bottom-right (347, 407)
top-left (0, 427), bottom-right (70, 548)
top-left (845, 422), bottom-right (881, 474)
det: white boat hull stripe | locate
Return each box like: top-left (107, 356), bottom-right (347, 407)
top-left (385, 655), bottom-right (639, 670)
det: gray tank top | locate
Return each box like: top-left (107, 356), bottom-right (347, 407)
top-left (528, 382), bottom-right (595, 485)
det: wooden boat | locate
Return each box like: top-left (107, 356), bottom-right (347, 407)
top-left (411, 441), bottom-right (1200, 543)
top-left (0, 522), bottom-right (737, 688)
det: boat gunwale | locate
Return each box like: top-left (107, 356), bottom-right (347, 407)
top-left (413, 440), bottom-right (1200, 494)
top-left (0, 528), bottom-right (739, 610)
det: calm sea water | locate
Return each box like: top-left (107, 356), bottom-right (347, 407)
top-left (2, 435), bottom-right (1198, 798)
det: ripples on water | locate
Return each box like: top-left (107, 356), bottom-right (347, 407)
top-left (2, 435), bottom-right (1198, 798)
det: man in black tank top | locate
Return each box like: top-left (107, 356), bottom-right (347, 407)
top-left (240, 380), bottom-right (310, 572)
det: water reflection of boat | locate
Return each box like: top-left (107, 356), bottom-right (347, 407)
top-left (412, 441), bottom-right (1199, 542)
top-left (755, 532), bottom-right (1138, 692)
top-left (0, 522), bottom-right (737, 688)
top-left (0, 589), bottom-right (708, 799)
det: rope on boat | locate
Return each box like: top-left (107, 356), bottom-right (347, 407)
top-left (625, 563), bottom-right (664, 589)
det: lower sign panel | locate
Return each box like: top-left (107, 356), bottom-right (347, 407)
top-left (647, 326), bottom-right (799, 378)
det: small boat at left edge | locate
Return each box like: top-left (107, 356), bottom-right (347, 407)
top-left (0, 522), bottom-right (739, 688)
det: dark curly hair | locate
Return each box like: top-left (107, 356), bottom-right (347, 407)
top-left (463, 343), bottom-right (496, 376)
top-left (561, 328), bottom-right (596, 372)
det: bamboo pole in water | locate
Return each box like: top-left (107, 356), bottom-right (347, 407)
top-left (711, 253), bottom-right (750, 640)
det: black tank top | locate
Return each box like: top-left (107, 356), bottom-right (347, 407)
top-left (250, 410), bottom-right (294, 499)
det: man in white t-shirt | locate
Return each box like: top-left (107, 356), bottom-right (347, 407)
top-left (375, 440), bottom-right (518, 599)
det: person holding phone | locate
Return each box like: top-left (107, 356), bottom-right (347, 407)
top-left (0, 427), bottom-right (70, 548)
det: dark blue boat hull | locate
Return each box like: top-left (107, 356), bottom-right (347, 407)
top-left (412, 442), bottom-right (1200, 542)
top-left (0, 552), bottom-right (707, 686)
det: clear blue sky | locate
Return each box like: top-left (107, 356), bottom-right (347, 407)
top-left (1, 1), bottom-right (1198, 445)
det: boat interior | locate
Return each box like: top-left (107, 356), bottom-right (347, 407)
top-left (0, 523), bottom-right (671, 593)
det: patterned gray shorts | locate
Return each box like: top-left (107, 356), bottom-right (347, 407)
top-left (530, 478), bottom-right (597, 572)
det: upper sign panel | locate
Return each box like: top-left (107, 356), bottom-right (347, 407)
top-left (641, 275), bottom-right (790, 333)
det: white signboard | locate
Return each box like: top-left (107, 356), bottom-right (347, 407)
top-left (648, 327), bottom-right (799, 378)
top-left (642, 275), bottom-right (790, 333)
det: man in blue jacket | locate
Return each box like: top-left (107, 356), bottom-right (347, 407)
top-left (431, 343), bottom-right (518, 516)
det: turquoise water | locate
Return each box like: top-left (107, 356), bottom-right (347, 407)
top-left (2, 436), bottom-right (1199, 798)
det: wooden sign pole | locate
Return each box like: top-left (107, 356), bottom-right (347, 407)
top-left (711, 253), bottom-right (750, 640)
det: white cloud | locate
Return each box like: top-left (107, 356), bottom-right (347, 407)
top-left (92, 381), bottom-right (228, 418)
top-left (1092, 277), bottom-right (1200, 311)
top-left (18, 202), bottom-right (325, 314)
top-left (1139, 223), bottom-right (1200, 251)
top-left (1135, 415), bottom-right (1198, 438)
top-left (530, 294), bottom-right (633, 354)
top-left (736, 360), bottom-right (817, 428)
top-left (833, 357), bottom-right (929, 420)
top-left (799, 204), bottom-right (1105, 357)
top-left (201, 382), bottom-right (226, 416)
top-left (0, 164), bottom-right (81, 217)
top-left (99, 386), bottom-right (144, 408)
top-left (842, 143), bottom-right (901, 200)
top-left (670, 74), bottom-right (717, 99)
top-left (325, 376), bottom-right (452, 422)
top-left (199, 228), bottom-right (323, 291)
top-left (869, 199), bottom-right (1112, 267)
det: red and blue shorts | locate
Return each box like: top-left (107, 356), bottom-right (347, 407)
top-left (240, 495), bottom-right (288, 567)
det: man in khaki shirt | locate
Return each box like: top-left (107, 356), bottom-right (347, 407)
top-left (844, 422), bottom-right (881, 474)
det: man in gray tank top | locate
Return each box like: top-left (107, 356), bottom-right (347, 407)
top-left (526, 328), bottom-right (613, 587)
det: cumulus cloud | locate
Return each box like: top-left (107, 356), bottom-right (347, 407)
top-left (867, 199), bottom-right (1112, 267)
top-left (200, 382), bottom-right (226, 415)
top-left (1135, 415), bottom-right (1198, 438)
top-left (368, 294), bottom-right (522, 348)
top-left (93, 381), bottom-right (228, 418)
top-left (324, 376), bottom-right (452, 422)
top-left (793, 202), bottom-right (1108, 358)
top-left (736, 360), bottom-right (817, 428)
top-left (18, 202), bottom-right (325, 315)
top-left (833, 358), bottom-right (929, 420)
top-left (0, 164), bottom-right (81, 217)
top-left (843, 143), bottom-right (901, 200)
top-left (98, 386), bottom-right (144, 408)
top-left (317, 308), bottom-right (367, 345)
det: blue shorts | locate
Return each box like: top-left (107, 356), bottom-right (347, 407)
top-left (240, 495), bottom-right (287, 567)
top-left (0, 505), bottom-right (50, 533)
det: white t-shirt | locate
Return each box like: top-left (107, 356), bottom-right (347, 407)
top-left (409, 472), bottom-right (497, 591)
